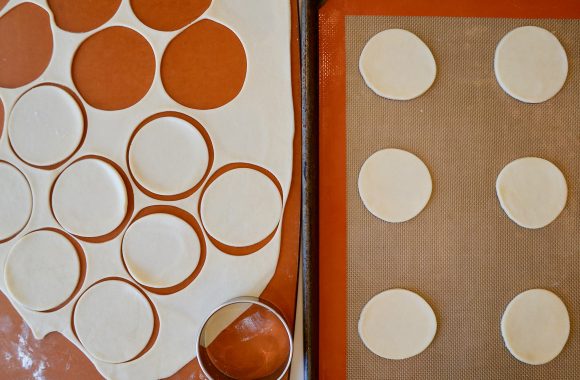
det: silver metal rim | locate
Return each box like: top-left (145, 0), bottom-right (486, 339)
top-left (196, 296), bottom-right (294, 380)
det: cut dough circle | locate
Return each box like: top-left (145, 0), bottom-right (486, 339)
top-left (359, 29), bottom-right (436, 100)
top-left (74, 280), bottom-right (154, 364)
top-left (358, 149), bottom-right (432, 223)
top-left (129, 116), bottom-right (209, 196)
top-left (494, 26), bottom-right (568, 103)
top-left (122, 213), bottom-right (201, 288)
top-left (52, 158), bottom-right (128, 237)
top-left (496, 157), bottom-right (567, 229)
top-left (501, 289), bottom-right (569, 365)
top-left (9, 85), bottom-right (84, 166)
top-left (0, 162), bottom-right (32, 240)
top-left (358, 289), bottom-right (437, 360)
top-left (201, 167), bottom-right (282, 248)
top-left (5, 230), bottom-right (80, 311)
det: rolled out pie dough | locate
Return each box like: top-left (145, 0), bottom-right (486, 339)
top-left (358, 289), bottom-right (437, 360)
top-left (129, 116), bottom-right (209, 196)
top-left (358, 149), bottom-right (432, 223)
top-left (4, 230), bottom-right (80, 311)
top-left (359, 29), bottom-right (436, 100)
top-left (501, 289), bottom-right (569, 365)
top-left (52, 158), bottom-right (128, 237)
top-left (496, 157), bottom-right (567, 229)
top-left (74, 280), bottom-right (154, 364)
top-left (0, 162), bottom-right (32, 240)
top-left (9, 85), bottom-right (84, 166)
top-left (494, 26), bottom-right (568, 103)
top-left (201, 168), bottom-right (282, 247)
top-left (0, 0), bottom-right (295, 378)
top-left (122, 213), bottom-right (201, 288)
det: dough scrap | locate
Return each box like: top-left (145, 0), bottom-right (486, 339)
top-left (494, 26), bottom-right (568, 103)
top-left (496, 157), bottom-right (567, 229)
top-left (122, 213), bottom-right (201, 288)
top-left (358, 149), bottom-right (432, 223)
top-left (74, 280), bottom-right (154, 364)
top-left (501, 289), bottom-right (569, 365)
top-left (0, 162), bottom-right (32, 240)
top-left (9, 85), bottom-right (84, 166)
top-left (52, 158), bottom-right (128, 237)
top-left (129, 116), bottom-right (209, 196)
top-left (201, 168), bottom-right (282, 247)
top-left (5, 230), bottom-right (80, 311)
top-left (358, 289), bottom-right (437, 360)
top-left (359, 29), bottom-right (436, 100)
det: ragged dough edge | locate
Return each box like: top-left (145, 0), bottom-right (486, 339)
top-left (0, 0), bottom-right (294, 379)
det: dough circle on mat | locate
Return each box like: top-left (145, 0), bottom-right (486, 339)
top-left (201, 167), bottom-right (282, 247)
top-left (52, 158), bottom-right (128, 237)
top-left (494, 26), bottom-right (568, 103)
top-left (74, 280), bottom-right (154, 364)
top-left (358, 149), bottom-right (432, 223)
top-left (129, 116), bottom-right (209, 196)
top-left (122, 213), bottom-right (201, 288)
top-left (501, 289), bottom-right (569, 365)
top-left (496, 157), bottom-right (567, 229)
top-left (359, 29), bottom-right (436, 100)
top-left (0, 162), bottom-right (32, 240)
top-left (358, 289), bottom-right (437, 360)
top-left (5, 230), bottom-right (80, 311)
top-left (9, 85), bottom-right (84, 166)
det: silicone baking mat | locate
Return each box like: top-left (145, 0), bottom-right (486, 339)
top-left (319, 1), bottom-right (580, 379)
top-left (0, 1), bottom-right (301, 379)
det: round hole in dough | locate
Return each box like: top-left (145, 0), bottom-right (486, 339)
top-left (9, 85), bottom-right (84, 167)
top-left (200, 167), bottom-right (282, 248)
top-left (494, 26), bottom-right (568, 103)
top-left (122, 213), bottom-right (201, 288)
top-left (4, 230), bottom-right (80, 311)
top-left (359, 29), bottom-right (436, 101)
top-left (129, 116), bottom-right (209, 196)
top-left (501, 289), bottom-right (569, 365)
top-left (0, 162), bottom-right (32, 240)
top-left (496, 157), bottom-right (567, 229)
top-left (358, 289), bottom-right (437, 360)
top-left (52, 158), bottom-right (128, 237)
top-left (74, 280), bottom-right (154, 364)
top-left (358, 149), bottom-right (432, 223)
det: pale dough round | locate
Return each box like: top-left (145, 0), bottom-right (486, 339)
top-left (9, 85), bottom-right (84, 166)
top-left (359, 29), bottom-right (436, 100)
top-left (0, 162), bottom-right (32, 240)
top-left (129, 117), bottom-right (209, 196)
top-left (5, 230), bottom-right (80, 311)
top-left (201, 168), bottom-right (282, 247)
top-left (501, 289), bottom-right (569, 365)
top-left (122, 213), bottom-right (201, 288)
top-left (494, 26), bottom-right (568, 103)
top-left (74, 280), bottom-right (154, 364)
top-left (358, 289), bottom-right (437, 360)
top-left (358, 149), bottom-right (432, 223)
top-left (496, 157), bottom-right (567, 229)
top-left (52, 159), bottom-right (128, 237)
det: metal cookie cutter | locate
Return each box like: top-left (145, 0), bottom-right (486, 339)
top-left (196, 296), bottom-right (294, 380)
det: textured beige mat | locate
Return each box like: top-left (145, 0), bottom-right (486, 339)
top-left (346, 16), bottom-right (580, 379)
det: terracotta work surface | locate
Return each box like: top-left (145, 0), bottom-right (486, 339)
top-left (0, 1), bottom-right (300, 379)
top-left (319, 1), bottom-right (580, 379)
